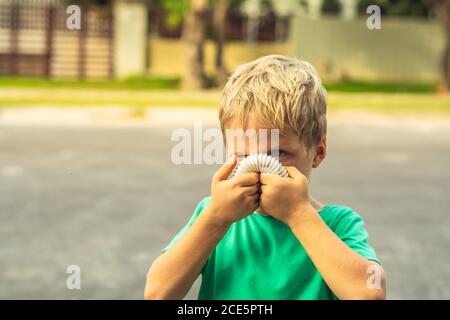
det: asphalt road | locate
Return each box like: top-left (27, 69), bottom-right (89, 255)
top-left (1, 118), bottom-right (450, 299)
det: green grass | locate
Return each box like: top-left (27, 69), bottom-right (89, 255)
top-left (0, 98), bottom-right (219, 108)
top-left (0, 77), bottom-right (449, 112)
top-left (0, 87), bottom-right (221, 108)
top-left (0, 76), bottom-right (181, 90)
top-left (324, 81), bottom-right (437, 93)
top-left (328, 93), bottom-right (450, 112)
top-left (0, 77), bottom-right (439, 93)
top-left (0, 91), bottom-right (449, 112)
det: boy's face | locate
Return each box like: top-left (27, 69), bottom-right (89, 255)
top-left (225, 117), bottom-right (327, 214)
top-left (226, 117), bottom-right (327, 179)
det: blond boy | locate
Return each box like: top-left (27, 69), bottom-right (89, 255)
top-left (145, 55), bottom-right (386, 300)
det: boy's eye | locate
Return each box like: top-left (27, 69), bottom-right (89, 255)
top-left (236, 151), bottom-right (287, 158)
top-left (268, 150), bottom-right (287, 157)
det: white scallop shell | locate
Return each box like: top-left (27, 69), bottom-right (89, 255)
top-left (228, 153), bottom-right (289, 179)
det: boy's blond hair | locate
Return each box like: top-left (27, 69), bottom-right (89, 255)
top-left (219, 55), bottom-right (327, 150)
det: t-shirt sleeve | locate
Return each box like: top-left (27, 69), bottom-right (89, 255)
top-left (332, 207), bottom-right (381, 264)
top-left (161, 196), bottom-right (211, 254)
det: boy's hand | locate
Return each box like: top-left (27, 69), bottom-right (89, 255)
top-left (260, 166), bottom-right (315, 227)
top-left (207, 156), bottom-right (260, 228)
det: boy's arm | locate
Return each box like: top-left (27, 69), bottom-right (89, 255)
top-left (260, 167), bottom-right (386, 300)
top-left (288, 206), bottom-right (386, 300)
top-left (145, 156), bottom-right (260, 300)
top-left (144, 206), bottom-right (229, 300)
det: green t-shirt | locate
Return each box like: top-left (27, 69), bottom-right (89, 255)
top-left (163, 196), bottom-right (380, 300)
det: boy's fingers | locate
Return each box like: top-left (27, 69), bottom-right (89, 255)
top-left (285, 166), bottom-right (303, 180)
top-left (260, 173), bottom-right (281, 185)
top-left (241, 185), bottom-right (259, 195)
top-left (233, 173), bottom-right (260, 186)
top-left (247, 194), bottom-right (260, 206)
top-left (213, 155), bottom-right (237, 182)
top-left (260, 184), bottom-right (268, 193)
top-left (245, 191), bottom-right (260, 201)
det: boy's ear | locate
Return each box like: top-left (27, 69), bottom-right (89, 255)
top-left (312, 136), bottom-right (327, 168)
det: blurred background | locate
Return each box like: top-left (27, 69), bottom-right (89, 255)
top-left (0, 0), bottom-right (449, 299)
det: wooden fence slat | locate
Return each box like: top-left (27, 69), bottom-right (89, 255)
top-left (0, 2), bottom-right (114, 79)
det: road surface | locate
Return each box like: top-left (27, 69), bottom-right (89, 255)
top-left (1, 113), bottom-right (449, 299)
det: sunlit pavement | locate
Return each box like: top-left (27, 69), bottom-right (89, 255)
top-left (1, 111), bottom-right (450, 299)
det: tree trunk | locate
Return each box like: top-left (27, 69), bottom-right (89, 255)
top-left (213, 0), bottom-right (230, 87)
top-left (436, 1), bottom-right (450, 93)
top-left (182, 0), bottom-right (208, 90)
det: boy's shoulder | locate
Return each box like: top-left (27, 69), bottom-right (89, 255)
top-left (186, 196), bottom-right (212, 221)
top-left (319, 204), bottom-right (379, 263)
top-left (319, 204), bottom-right (369, 234)
top-left (193, 196), bottom-right (212, 214)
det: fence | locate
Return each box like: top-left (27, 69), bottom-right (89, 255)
top-left (0, 1), bottom-right (114, 79)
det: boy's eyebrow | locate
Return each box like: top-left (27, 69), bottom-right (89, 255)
top-left (277, 136), bottom-right (296, 148)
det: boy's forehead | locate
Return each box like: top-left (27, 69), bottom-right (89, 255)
top-left (225, 119), bottom-right (297, 140)
top-left (224, 121), bottom-right (299, 150)
top-left (228, 115), bottom-right (272, 128)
